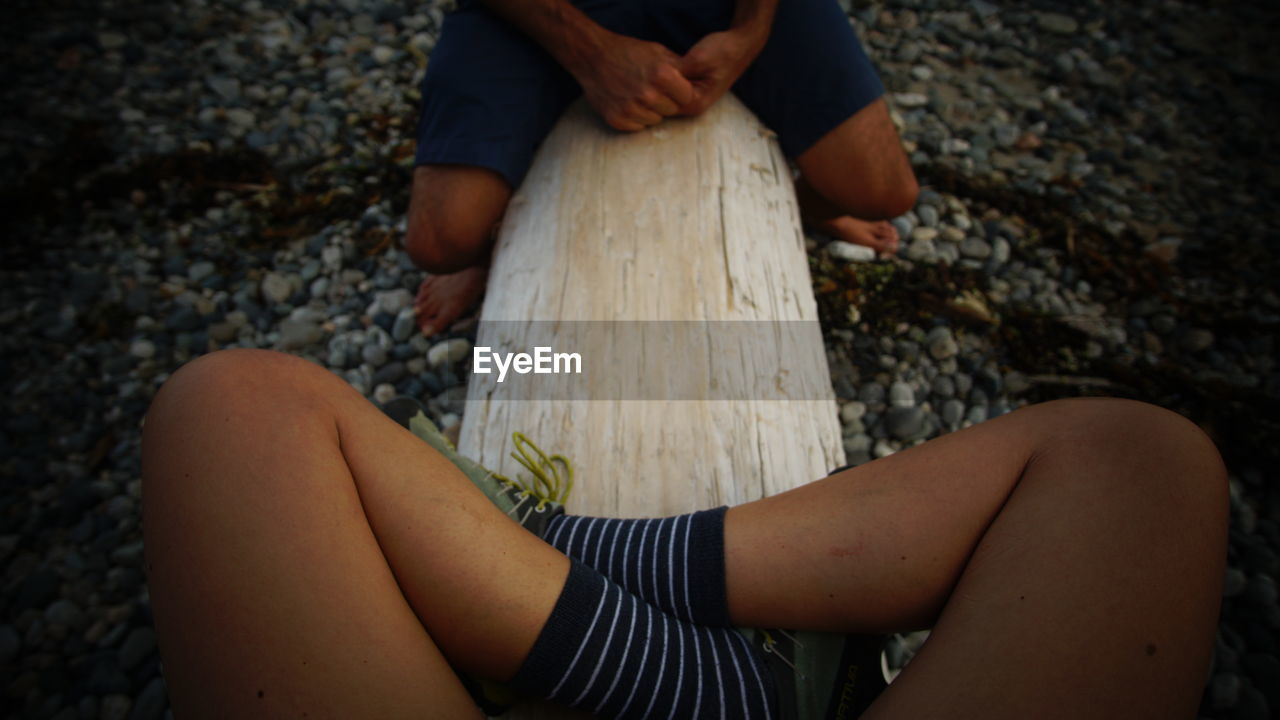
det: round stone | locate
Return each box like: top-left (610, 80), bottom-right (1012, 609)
top-left (373, 383), bottom-right (397, 405)
top-left (889, 381), bottom-right (915, 408)
top-left (941, 398), bottom-right (966, 426)
top-left (960, 237), bottom-right (993, 259)
top-left (910, 227), bottom-right (939, 243)
top-left (926, 327), bottom-right (959, 360)
top-left (260, 272), bottom-right (292, 304)
top-left (840, 401), bottom-right (867, 424)
top-left (931, 375), bottom-right (956, 398)
top-left (129, 339), bottom-right (156, 359)
top-left (362, 343), bottom-right (388, 367)
top-left (859, 382), bottom-right (886, 409)
top-left (827, 241), bottom-right (877, 263)
top-left (1211, 672), bottom-right (1241, 710)
top-left (885, 406), bottom-right (926, 441)
top-left (428, 338), bottom-right (473, 369)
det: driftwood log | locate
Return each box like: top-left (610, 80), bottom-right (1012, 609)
top-left (457, 94), bottom-right (845, 718)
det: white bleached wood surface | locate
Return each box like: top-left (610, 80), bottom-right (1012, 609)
top-left (457, 94), bottom-right (845, 719)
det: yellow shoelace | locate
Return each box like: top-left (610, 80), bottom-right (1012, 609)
top-left (493, 431), bottom-right (574, 511)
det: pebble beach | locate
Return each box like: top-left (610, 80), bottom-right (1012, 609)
top-left (2, 0), bottom-right (1278, 718)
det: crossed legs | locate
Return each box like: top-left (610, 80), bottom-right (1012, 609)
top-left (142, 349), bottom-right (1226, 719)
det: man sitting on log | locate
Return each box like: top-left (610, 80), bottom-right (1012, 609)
top-left (404, 0), bottom-right (920, 336)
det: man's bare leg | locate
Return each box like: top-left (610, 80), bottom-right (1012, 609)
top-left (403, 165), bottom-right (511, 336)
top-left (795, 97), bottom-right (919, 255)
top-left (142, 349), bottom-right (570, 718)
top-left (725, 397), bottom-right (1227, 719)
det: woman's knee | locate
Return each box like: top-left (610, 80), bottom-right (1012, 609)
top-left (148, 350), bottom-right (309, 419)
top-left (1032, 397), bottom-right (1228, 514)
top-left (143, 350), bottom-right (339, 461)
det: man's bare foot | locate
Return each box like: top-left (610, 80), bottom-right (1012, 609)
top-left (414, 266), bottom-right (489, 336)
top-left (812, 215), bottom-right (900, 255)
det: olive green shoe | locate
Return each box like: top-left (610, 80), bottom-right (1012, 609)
top-left (741, 628), bottom-right (889, 719)
top-left (381, 396), bottom-right (571, 538)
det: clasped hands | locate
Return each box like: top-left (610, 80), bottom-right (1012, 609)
top-left (575, 29), bottom-right (760, 132)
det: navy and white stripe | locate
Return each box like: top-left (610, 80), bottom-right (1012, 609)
top-left (544, 507), bottom-right (731, 627)
top-left (511, 560), bottom-right (774, 720)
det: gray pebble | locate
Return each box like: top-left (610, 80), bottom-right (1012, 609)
top-left (1236, 685), bottom-right (1270, 720)
top-left (188, 261), bottom-right (216, 284)
top-left (910, 226), bottom-right (939, 243)
top-left (1151, 314), bottom-right (1177, 335)
top-left (101, 694), bottom-right (133, 720)
top-left (1246, 574), bottom-right (1278, 607)
top-left (110, 541), bottom-right (145, 566)
top-left (941, 398), bottom-right (966, 426)
top-left (860, 379), bottom-right (890, 407)
top-left (931, 375), bottom-right (956, 398)
top-left (130, 339), bottom-right (156, 360)
top-left (936, 242), bottom-right (961, 265)
top-left (310, 276), bottom-right (331, 299)
top-left (886, 406), bottom-right (926, 441)
top-left (1181, 328), bottom-right (1215, 352)
top-left (276, 318), bottom-right (323, 351)
top-left (917, 205), bottom-right (940, 228)
top-left (374, 288), bottom-right (414, 315)
top-left (991, 237), bottom-right (1011, 265)
top-left (372, 361), bottom-right (406, 386)
top-left (926, 327), bottom-right (959, 360)
top-left (906, 236), bottom-right (936, 263)
top-left (1212, 672), bottom-right (1241, 710)
top-left (392, 308), bottom-right (417, 342)
top-left (889, 381), bottom-right (915, 407)
top-left (843, 433), bottom-right (872, 456)
top-left (119, 626), bottom-right (157, 670)
top-left (1036, 12), bottom-right (1079, 35)
top-left (960, 237), bottom-right (992, 259)
top-left (130, 677), bottom-right (168, 720)
top-left (362, 343), bottom-right (388, 368)
top-left (828, 241), bottom-right (877, 263)
top-left (300, 258), bottom-right (322, 282)
top-left (427, 338), bottom-right (472, 369)
top-left (260, 272), bottom-right (292, 305)
top-left (0, 624), bottom-right (20, 663)
top-left (890, 217), bottom-right (914, 239)
top-left (1225, 567), bottom-right (1248, 597)
top-left (840, 401), bottom-right (867, 424)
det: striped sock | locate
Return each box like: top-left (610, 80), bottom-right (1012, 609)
top-left (510, 559), bottom-right (775, 719)
top-left (543, 508), bottom-right (730, 627)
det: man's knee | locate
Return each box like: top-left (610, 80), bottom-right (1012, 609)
top-left (403, 216), bottom-right (491, 274)
top-left (875, 171), bottom-right (919, 220)
top-left (404, 165), bottom-right (509, 273)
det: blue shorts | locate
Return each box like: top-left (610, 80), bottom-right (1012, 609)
top-left (415, 0), bottom-right (886, 188)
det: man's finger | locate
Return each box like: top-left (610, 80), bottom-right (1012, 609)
top-left (653, 63), bottom-right (695, 108)
top-left (606, 113), bottom-right (645, 132)
top-left (640, 89), bottom-right (679, 117)
top-left (628, 104), bottom-right (663, 128)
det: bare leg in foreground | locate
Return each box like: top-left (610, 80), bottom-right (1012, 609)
top-left (142, 349), bottom-right (1226, 718)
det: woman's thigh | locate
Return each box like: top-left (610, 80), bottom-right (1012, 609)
top-left (142, 349), bottom-right (483, 719)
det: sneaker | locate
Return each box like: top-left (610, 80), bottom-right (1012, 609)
top-left (742, 628), bottom-right (889, 720)
top-left (381, 396), bottom-right (571, 538)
